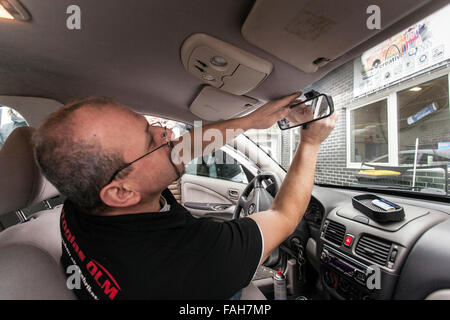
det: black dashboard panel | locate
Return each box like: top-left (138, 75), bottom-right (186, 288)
top-left (307, 186), bottom-right (450, 300)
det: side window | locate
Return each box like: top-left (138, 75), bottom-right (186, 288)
top-left (0, 106), bottom-right (28, 149)
top-left (185, 149), bottom-right (250, 184)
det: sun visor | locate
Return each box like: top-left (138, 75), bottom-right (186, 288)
top-left (189, 86), bottom-right (263, 121)
top-left (242, 0), bottom-right (432, 73)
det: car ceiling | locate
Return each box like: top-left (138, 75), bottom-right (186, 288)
top-left (0, 0), bottom-right (449, 124)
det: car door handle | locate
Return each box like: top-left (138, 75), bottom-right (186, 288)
top-left (184, 202), bottom-right (232, 211)
top-left (228, 189), bottom-right (239, 200)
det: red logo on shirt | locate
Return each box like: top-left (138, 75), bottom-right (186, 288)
top-left (61, 209), bottom-right (121, 300)
top-left (86, 259), bottom-right (121, 300)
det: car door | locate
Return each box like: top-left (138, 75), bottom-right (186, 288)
top-left (181, 146), bottom-right (257, 221)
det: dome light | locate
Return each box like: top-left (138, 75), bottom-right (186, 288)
top-left (210, 56), bottom-right (228, 67)
top-left (0, 0), bottom-right (30, 21)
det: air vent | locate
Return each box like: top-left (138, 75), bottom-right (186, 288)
top-left (323, 220), bottom-right (346, 246)
top-left (356, 235), bottom-right (392, 266)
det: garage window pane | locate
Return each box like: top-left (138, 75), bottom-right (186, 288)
top-left (397, 76), bottom-right (450, 166)
top-left (350, 99), bottom-right (389, 163)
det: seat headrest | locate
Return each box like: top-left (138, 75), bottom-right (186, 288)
top-left (0, 126), bottom-right (59, 215)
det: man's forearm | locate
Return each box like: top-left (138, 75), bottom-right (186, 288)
top-left (174, 115), bottom-right (254, 164)
top-left (172, 93), bottom-right (299, 165)
top-left (200, 115), bottom-right (253, 147)
top-left (270, 141), bottom-right (320, 228)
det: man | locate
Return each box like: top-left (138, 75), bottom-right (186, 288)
top-left (33, 93), bottom-right (337, 299)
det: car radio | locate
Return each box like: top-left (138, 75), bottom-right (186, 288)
top-left (320, 244), bottom-right (374, 299)
top-left (320, 245), bottom-right (370, 285)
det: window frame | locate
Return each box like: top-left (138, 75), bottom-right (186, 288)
top-left (346, 67), bottom-right (450, 169)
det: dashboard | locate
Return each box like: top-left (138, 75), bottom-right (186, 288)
top-left (284, 186), bottom-right (450, 300)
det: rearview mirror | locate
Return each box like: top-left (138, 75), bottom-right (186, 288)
top-left (277, 92), bottom-right (334, 130)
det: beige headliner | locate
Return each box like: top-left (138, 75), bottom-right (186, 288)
top-left (0, 0), bottom-right (448, 124)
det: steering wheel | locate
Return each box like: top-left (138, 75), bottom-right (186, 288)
top-left (233, 172), bottom-right (282, 267)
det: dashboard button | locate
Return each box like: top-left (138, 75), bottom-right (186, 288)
top-left (389, 249), bottom-right (398, 262)
top-left (344, 234), bottom-right (354, 247)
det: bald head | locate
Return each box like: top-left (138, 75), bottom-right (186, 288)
top-left (34, 96), bottom-right (181, 215)
top-left (33, 97), bottom-right (132, 213)
top-left (38, 97), bottom-right (126, 146)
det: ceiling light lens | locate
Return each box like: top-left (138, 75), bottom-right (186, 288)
top-left (409, 87), bottom-right (422, 92)
top-left (0, 3), bottom-right (14, 19)
top-left (0, 0), bottom-right (31, 21)
top-left (202, 74), bottom-right (215, 81)
top-left (210, 56), bottom-right (227, 67)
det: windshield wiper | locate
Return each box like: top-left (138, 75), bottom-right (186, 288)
top-left (353, 184), bottom-right (415, 190)
top-left (350, 183), bottom-right (447, 195)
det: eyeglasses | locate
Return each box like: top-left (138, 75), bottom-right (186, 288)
top-left (104, 122), bottom-right (172, 186)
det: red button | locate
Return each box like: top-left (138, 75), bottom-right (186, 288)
top-left (344, 235), bottom-right (354, 247)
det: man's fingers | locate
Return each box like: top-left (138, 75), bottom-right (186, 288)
top-left (275, 92), bottom-right (302, 108)
top-left (277, 106), bottom-right (290, 118)
top-left (285, 92), bottom-right (302, 104)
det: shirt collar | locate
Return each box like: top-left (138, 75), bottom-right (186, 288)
top-left (159, 196), bottom-right (171, 212)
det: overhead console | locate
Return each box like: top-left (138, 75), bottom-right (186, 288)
top-left (181, 33), bottom-right (271, 121)
top-left (187, 85), bottom-right (264, 121)
top-left (317, 193), bottom-right (448, 300)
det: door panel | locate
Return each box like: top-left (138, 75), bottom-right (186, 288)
top-left (181, 174), bottom-right (247, 221)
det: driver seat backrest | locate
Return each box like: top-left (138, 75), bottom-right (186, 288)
top-left (0, 126), bottom-right (76, 299)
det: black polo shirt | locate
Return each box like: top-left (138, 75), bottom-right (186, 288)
top-left (60, 189), bottom-right (263, 300)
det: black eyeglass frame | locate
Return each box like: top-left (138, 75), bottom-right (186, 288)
top-left (104, 122), bottom-right (172, 186)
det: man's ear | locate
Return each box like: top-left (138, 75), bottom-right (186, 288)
top-left (99, 182), bottom-right (141, 208)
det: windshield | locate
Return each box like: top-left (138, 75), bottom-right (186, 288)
top-left (246, 5), bottom-right (450, 197)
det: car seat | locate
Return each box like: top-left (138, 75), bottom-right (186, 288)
top-left (0, 126), bottom-right (76, 299)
